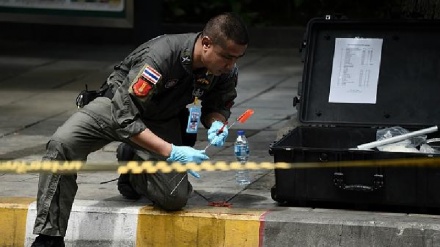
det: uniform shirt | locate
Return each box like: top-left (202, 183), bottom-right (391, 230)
top-left (107, 33), bottom-right (238, 139)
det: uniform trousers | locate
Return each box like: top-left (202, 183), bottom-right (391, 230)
top-left (33, 97), bottom-right (191, 236)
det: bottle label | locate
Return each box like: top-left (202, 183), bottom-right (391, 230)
top-left (234, 143), bottom-right (249, 157)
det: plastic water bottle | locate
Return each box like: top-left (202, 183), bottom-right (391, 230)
top-left (234, 130), bottom-right (251, 185)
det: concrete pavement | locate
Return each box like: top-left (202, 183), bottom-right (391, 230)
top-left (1, 38), bottom-right (440, 247)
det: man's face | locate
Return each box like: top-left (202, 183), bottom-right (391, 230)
top-left (202, 36), bottom-right (247, 76)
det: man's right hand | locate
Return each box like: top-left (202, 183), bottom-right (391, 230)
top-left (166, 144), bottom-right (209, 163)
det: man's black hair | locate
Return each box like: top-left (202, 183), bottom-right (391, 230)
top-left (202, 12), bottom-right (249, 47)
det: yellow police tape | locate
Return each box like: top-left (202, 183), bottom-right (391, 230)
top-left (1, 157), bottom-right (440, 174)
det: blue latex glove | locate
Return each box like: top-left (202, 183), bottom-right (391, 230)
top-left (207, 120), bottom-right (229, 147)
top-left (166, 144), bottom-right (209, 163)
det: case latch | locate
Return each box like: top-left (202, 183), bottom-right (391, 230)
top-left (293, 81), bottom-right (302, 109)
top-left (324, 14), bottom-right (347, 20)
top-left (293, 96), bottom-right (300, 107)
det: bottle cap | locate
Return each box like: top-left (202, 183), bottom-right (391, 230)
top-left (237, 130), bottom-right (245, 135)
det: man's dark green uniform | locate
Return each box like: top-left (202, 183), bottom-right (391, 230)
top-left (33, 32), bottom-right (238, 236)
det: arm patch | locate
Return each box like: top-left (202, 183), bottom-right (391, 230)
top-left (129, 64), bottom-right (161, 97)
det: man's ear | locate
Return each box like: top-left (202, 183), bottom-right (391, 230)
top-left (202, 36), bottom-right (212, 48)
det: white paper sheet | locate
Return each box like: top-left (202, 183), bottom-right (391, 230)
top-left (329, 38), bottom-right (383, 104)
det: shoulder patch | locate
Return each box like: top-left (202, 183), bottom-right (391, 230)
top-left (132, 78), bottom-right (152, 97)
top-left (142, 65), bottom-right (161, 85)
top-left (130, 64), bottom-right (161, 97)
top-left (181, 49), bottom-right (192, 65)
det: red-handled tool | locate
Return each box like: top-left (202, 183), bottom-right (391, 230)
top-left (216, 121), bottom-right (228, 134)
top-left (228, 109), bottom-right (254, 129)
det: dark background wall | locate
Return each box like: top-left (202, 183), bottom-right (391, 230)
top-left (162, 0), bottom-right (440, 26)
top-left (1, 0), bottom-right (439, 47)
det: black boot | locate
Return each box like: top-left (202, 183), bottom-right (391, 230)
top-left (31, 234), bottom-right (65, 247)
top-left (116, 143), bottom-right (141, 200)
top-left (117, 173), bottom-right (141, 200)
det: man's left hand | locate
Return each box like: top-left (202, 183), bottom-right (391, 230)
top-left (207, 121), bottom-right (228, 147)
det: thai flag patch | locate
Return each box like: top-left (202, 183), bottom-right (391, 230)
top-left (142, 65), bottom-right (161, 85)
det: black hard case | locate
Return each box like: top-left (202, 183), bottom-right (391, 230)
top-left (270, 17), bottom-right (440, 212)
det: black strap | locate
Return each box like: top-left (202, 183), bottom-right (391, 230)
top-left (98, 82), bottom-right (114, 99)
top-left (102, 87), bottom-right (114, 99)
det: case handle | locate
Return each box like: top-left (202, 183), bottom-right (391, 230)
top-left (333, 172), bottom-right (384, 192)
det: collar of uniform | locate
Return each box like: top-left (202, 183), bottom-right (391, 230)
top-left (180, 32), bottom-right (201, 74)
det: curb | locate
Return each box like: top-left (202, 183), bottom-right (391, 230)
top-left (1, 197), bottom-right (268, 247)
top-left (0, 197), bottom-right (35, 247)
top-left (3, 197), bottom-right (440, 246)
